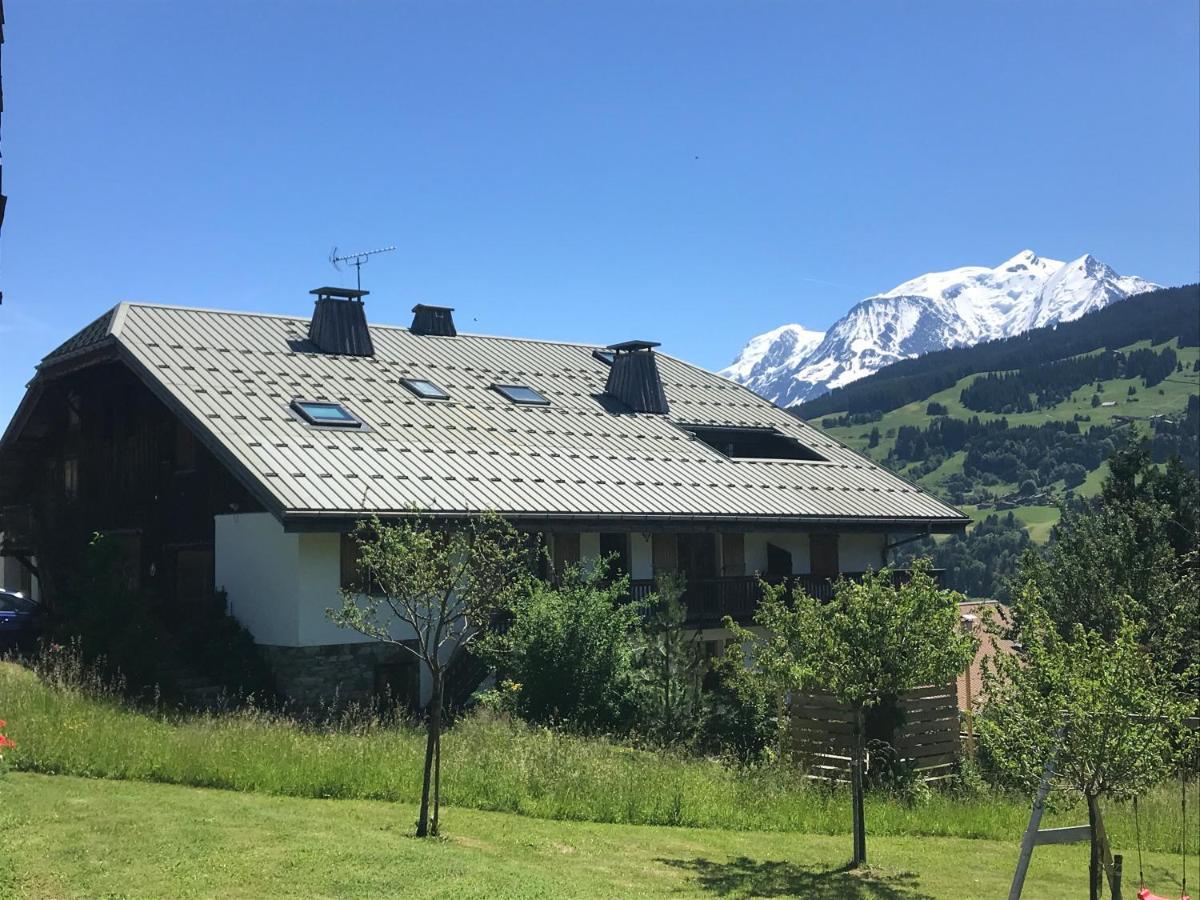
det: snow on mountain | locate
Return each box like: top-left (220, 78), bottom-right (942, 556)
top-left (720, 251), bottom-right (1157, 407)
top-left (720, 323), bottom-right (825, 388)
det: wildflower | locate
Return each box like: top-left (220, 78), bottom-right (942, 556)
top-left (0, 735), bottom-right (13, 750)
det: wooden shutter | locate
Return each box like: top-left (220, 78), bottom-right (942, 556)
top-left (652, 533), bottom-right (678, 574)
top-left (552, 532), bottom-right (581, 573)
top-left (721, 533), bottom-right (745, 576)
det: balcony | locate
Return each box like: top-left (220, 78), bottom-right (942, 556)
top-left (628, 570), bottom-right (940, 627)
top-left (0, 505), bottom-right (34, 556)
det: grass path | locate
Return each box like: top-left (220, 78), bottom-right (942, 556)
top-left (1, 772), bottom-right (1192, 899)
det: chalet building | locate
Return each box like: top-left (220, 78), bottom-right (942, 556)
top-left (0, 289), bottom-right (968, 705)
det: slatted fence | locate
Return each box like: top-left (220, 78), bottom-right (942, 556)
top-left (790, 682), bottom-right (961, 782)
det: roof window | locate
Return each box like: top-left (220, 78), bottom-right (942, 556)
top-left (401, 378), bottom-right (450, 401)
top-left (291, 399), bottom-right (363, 428)
top-left (494, 384), bottom-right (550, 406)
top-left (592, 349), bottom-right (615, 366)
top-left (680, 424), bottom-right (825, 462)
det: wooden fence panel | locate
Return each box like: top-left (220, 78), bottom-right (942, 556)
top-left (789, 681), bottom-right (961, 782)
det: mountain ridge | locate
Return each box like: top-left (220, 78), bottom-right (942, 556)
top-left (723, 251), bottom-right (1157, 406)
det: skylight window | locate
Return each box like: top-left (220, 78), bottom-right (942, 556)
top-left (291, 399), bottom-right (363, 428)
top-left (679, 424), bottom-right (825, 462)
top-left (401, 378), bottom-right (451, 401)
top-left (494, 384), bottom-right (550, 406)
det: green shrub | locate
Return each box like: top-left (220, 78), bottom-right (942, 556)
top-left (480, 563), bottom-right (642, 733)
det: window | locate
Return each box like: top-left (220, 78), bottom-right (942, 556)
top-left (679, 424), bottom-right (825, 462)
top-left (63, 458), bottom-right (79, 500)
top-left (400, 378), bottom-right (450, 401)
top-left (493, 384), bottom-right (550, 406)
top-left (599, 532), bottom-right (630, 575)
top-left (291, 399), bottom-right (362, 428)
top-left (592, 349), bottom-right (615, 366)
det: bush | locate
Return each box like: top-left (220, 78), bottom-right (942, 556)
top-left (480, 563), bottom-right (643, 733)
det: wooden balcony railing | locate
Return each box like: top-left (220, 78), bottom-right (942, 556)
top-left (629, 569), bottom-right (941, 627)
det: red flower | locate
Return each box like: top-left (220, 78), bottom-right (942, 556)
top-left (0, 735), bottom-right (14, 750)
top-left (0, 720), bottom-right (6, 729)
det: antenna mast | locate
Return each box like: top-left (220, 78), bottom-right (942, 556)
top-left (329, 245), bottom-right (396, 291)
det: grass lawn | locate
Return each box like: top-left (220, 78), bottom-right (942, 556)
top-left (1, 772), bottom-right (1193, 899)
top-left (1, 661), bottom-right (1189, 854)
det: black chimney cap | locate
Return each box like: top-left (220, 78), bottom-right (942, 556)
top-left (310, 286), bottom-right (369, 301)
top-left (607, 340), bottom-right (661, 352)
top-left (411, 304), bottom-right (457, 337)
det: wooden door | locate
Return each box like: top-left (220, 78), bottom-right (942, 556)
top-left (810, 534), bottom-right (840, 577)
top-left (766, 542), bottom-right (793, 577)
top-left (677, 533), bottom-right (717, 579)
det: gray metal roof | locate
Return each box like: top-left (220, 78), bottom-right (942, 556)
top-left (29, 302), bottom-right (969, 530)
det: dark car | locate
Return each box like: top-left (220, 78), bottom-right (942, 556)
top-left (0, 591), bottom-right (39, 651)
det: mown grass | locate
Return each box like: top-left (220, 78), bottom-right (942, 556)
top-left (3, 773), bottom-right (1195, 899)
top-left (0, 661), bottom-right (1191, 856)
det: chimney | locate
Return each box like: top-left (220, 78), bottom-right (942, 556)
top-left (410, 304), bottom-right (457, 337)
top-left (308, 287), bottom-right (375, 356)
top-left (604, 340), bottom-right (669, 414)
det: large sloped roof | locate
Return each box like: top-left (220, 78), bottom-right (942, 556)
top-left (20, 301), bottom-right (968, 530)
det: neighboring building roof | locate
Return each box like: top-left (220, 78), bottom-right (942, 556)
top-left (12, 301), bottom-right (969, 531)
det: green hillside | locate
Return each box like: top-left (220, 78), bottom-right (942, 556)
top-left (812, 335), bottom-right (1200, 540)
top-left (794, 286), bottom-right (1199, 601)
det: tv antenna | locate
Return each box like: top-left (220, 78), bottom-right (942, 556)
top-left (329, 245), bottom-right (396, 291)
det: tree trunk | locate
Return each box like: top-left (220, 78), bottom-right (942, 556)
top-left (851, 707), bottom-right (867, 867)
top-left (416, 671), bottom-right (443, 837)
top-left (1087, 793), bottom-right (1100, 900)
top-left (432, 711), bottom-right (442, 836)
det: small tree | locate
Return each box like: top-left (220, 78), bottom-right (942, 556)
top-left (727, 560), bottom-right (975, 866)
top-left (636, 573), bottom-right (704, 743)
top-left (328, 512), bottom-right (528, 837)
top-left (478, 558), bottom-right (643, 733)
top-left (979, 588), bottom-right (1191, 899)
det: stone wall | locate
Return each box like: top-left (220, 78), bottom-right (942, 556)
top-left (261, 642), bottom-right (411, 710)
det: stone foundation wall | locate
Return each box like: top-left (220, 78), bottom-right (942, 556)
top-left (261, 642), bottom-right (409, 710)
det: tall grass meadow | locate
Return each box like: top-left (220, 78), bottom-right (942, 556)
top-left (0, 651), bottom-right (1188, 854)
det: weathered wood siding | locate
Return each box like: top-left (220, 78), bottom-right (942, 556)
top-left (790, 682), bottom-right (961, 782)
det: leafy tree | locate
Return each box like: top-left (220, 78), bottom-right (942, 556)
top-left (979, 588), bottom-right (1192, 899)
top-left (727, 561), bottom-right (975, 866)
top-left (695, 650), bottom-right (778, 762)
top-left (328, 513), bottom-right (529, 837)
top-left (635, 573), bottom-right (704, 743)
top-left (479, 559), bottom-right (643, 733)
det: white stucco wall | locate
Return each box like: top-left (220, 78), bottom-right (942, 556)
top-left (579, 532), bottom-right (600, 566)
top-left (630, 533), bottom-right (653, 579)
top-left (215, 512), bottom-right (303, 646)
top-left (744, 532), bottom-right (809, 575)
top-left (840, 533), bottom-right (887, 571)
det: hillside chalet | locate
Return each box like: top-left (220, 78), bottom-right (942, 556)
top-left (0, 289), bottom-right (968, 704)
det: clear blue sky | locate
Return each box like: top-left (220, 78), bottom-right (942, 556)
top-left (2, 2), bottom-right (1198, 423)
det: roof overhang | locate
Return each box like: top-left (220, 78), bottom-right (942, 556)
top-left (278, 509), bottom-right (970, 535)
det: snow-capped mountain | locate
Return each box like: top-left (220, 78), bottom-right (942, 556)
top-left (721, 251), bottom-right (1157, 407)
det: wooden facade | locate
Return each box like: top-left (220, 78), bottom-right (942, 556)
top-left (0, 360), bottom-right (263, 617)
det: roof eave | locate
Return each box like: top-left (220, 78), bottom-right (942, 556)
top-left (278, 508), bottom-right (971, 534)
